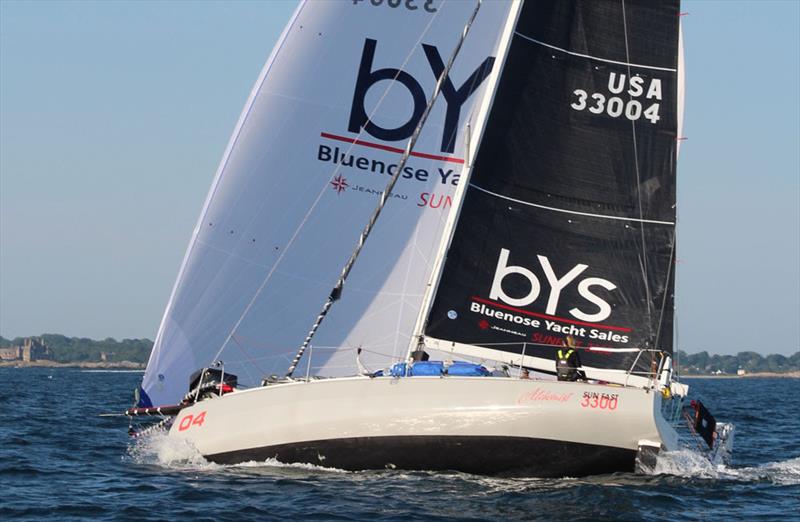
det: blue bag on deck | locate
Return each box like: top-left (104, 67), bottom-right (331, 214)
top-left (388, 361), bottom-right (445, 376)
top-left (446, 361), bottom-right (491, 376)
top-left (387, 361), bottom-right (487, 377)
top-left (409, 361), bottom-right (444, 376)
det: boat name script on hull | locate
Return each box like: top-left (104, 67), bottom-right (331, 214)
top-left (516, 387), bottom-right (574, 404)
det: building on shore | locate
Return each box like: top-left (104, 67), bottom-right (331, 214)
top-left (0, 337), bottom-right (52, 362)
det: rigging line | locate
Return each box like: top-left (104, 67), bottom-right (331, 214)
top-left (230, 334), bottom-right (266, 375)
top-left (673, 209), bottom-right (682, 376)
top-left (513, 31), bottom-right (677, 72)
top-left (388, 201), bottom-right (449, 362)
top-left (207, 5), bottom-right (446, 368)
top-left (469, 184), bottom-right (675, 225)
top-left (286, 0), bottom-right (486, 378)
top-left (392, 225), bottom-right (422, 362)
top-left (621, 0), bottom-right (654, 341)
top-left (653, 228), bottom-right (677, 353)
top-left (389, 158), bottom-right (458, 361)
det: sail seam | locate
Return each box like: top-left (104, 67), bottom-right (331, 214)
top-left (513, 31), bottom-right (677, 72)
top-left (469, 184), bottom-right (675, 225)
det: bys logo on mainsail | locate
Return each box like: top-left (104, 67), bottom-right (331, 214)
top-left (489, 249), bottom-right (617, 323)
top-left (348, 38), bottom-right (495, 154)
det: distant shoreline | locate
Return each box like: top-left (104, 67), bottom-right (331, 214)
top-left (0, 360), bottom-right (144, 369)
top-left (682, 371), bottom-right (800, 379)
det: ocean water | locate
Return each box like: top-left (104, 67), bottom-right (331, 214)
top-left (1, 368), bottom-right (798, 521)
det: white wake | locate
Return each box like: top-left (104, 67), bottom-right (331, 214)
top-left (653, 449), bottom-right (800, 485)
top-left (125, 428), bottom-right (798, 484)
top-left (126, 429), bottom-right (347, 473)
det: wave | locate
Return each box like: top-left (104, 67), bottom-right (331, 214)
top-left (653, 449), bottom-right (800, 485)
top-left (126, 430), bottom-right (213, 470)
top-left (231, 458), bottom-right (348, 473)
top-left (125, 427), bottom-right (798, 485)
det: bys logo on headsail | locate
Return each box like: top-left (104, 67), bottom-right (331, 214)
top-left (490, 249), bottom-right (617, 323)
top-left (348, 38), bottom-right (495, 154)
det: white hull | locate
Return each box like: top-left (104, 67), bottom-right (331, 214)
top-left (169, 377), bottom-right (678, 477)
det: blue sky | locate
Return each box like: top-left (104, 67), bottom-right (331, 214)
top-left (1, 0), bottom-right (797, 355)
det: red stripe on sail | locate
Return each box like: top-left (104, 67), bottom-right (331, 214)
top-left (320, 132), bottom-right (465, 165)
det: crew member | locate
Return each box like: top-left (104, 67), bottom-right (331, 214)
top-left (556, 336), bottom-right (586, 382)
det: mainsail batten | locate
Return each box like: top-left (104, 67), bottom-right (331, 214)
top-left (421, 0), bottom-right (680, 381)
top-left (468, 183), bottom-right (676, 225)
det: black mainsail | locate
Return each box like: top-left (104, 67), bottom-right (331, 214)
top-left (422, 0), bottom-right (681, 383)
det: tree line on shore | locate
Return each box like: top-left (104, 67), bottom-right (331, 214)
top-left (0, 334), bottom-right (151, 364)
top-left (675, 350), bottom-right (800, 375)
top-left (1, 334), bottom-right (798, 374)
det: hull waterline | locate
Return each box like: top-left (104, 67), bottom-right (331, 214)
top-left (207, 434), bottom-right (636, 477)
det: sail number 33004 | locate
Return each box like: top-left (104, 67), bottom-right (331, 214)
top-left (571, 90), bottom-right (660, 124)
top-left (570, 73), bottom-right (664, 124)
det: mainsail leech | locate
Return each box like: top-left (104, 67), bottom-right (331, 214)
top-left (422, 0), bottom-right (681, 383)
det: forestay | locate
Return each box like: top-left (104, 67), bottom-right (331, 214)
top-left (140, 0), bottom-right (513, 406)
top-left (422, 0), bottom-right (681, 384)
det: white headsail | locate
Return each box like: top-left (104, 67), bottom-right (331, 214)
top-left (140, 0), bottom-right (513, 406)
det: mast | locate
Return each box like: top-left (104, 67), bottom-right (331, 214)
top-left (407, 0), bottom-right (524, 360)
top-left (286, 0), bottom-right (487, 378)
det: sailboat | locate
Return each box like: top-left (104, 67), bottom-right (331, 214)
top-left (127, 0), bottom-right (732, 477)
